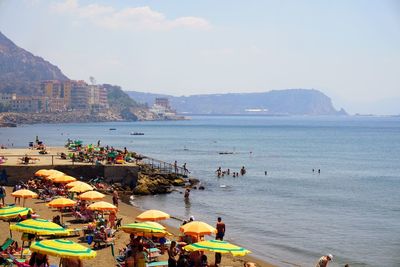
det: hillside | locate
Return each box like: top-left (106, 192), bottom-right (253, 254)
top-left (0, 31), bottom-right (68, 95)
top-left (126, 89), bottom-right (347, 116)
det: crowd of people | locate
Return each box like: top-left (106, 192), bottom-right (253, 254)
top-left (215, 166), bottom-right (246, 178)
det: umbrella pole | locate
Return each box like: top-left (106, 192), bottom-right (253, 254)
top-left (8, 221), bottom-right (12, 238)
top-left (59, 258), bottom-right (62, 267)
top-left (23, 198), bottom-right (26, 207)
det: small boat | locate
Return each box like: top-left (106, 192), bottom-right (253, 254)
top-left (109, 128), bottom-right (116, 130)
top-left (219, 152), bottom-right (234, 155)
top-left (130, 132), bottom-right (144, 135)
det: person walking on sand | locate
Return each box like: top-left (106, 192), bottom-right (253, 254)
top-left (184, 189), bottom-right (190, 199)
top-left (112, 190), bottom-right (119, 207)
top-left (315, 254), bottom-right (333, 267)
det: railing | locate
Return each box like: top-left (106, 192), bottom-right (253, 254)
top-left (1, 154), bottom-right (189, 176)
top-left (139, 155), bottom-right (188, 176)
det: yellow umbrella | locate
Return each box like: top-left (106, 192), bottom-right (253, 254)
top-left (87, 201), bottom-right (117, 212)
top-left (0, 206), bottom-right (32, 219)
top-left (184, 240), bottom-right (251, 256)
top-left (136, 209), bottom-right (170, 222)
top-left (120, 222), bottom-right (170, 237)
top-left (43, 169), bottom-right (65, 178)
top-left (10, 218), bottom-right (70, 236)
top-left (69, 183), bottom-right (93, 193)
top-left (78, 191), bottom-right (105, 201)
top-left (180, 221), bottom-right (217, 236)
top-left (11, 189), bottom-right (38, 207)
top-left (30, 239), bottom-right (96, 259)
top-left (47, 198), bottom-right (76, 208)
top-left (66, 181), bottom-right (90, 188)
top-left (52, 175), bottom-right (77, 184)
top-left (46, 172), bottom-right (66, 181)
top-left (35, 169), bottom-right (52, 177)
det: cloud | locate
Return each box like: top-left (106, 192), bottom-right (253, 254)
top-left (51, 0), bottom-right (211, 31)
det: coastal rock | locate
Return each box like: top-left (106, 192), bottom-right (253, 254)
top-left (172, 178), bottom-right (185, 186)
top-left (188, 178), bottom-right (200, 186)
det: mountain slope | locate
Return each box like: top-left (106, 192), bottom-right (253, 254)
top-left (126, 89), bottom-right (347, 115)
top-left (0, 31), bottom-right (68, 95)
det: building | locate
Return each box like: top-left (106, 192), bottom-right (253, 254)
top-left (10, 96), bottom-right (40, 113)
top-left (71, 80), bottom-right (89, 110)
top-left (41, 80), bottom-right (71, 111)
top-left (155, 98), bottom-right (171, 109)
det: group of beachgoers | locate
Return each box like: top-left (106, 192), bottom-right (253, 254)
top-left (63, 139), bottom-right (142, 165)
top-left (215, 166), bottom-right (246, 178)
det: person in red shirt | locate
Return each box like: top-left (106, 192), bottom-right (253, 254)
top-left (216, 217), bottom-right (225, 241)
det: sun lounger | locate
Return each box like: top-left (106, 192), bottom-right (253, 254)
top-left (0, 238), bottom-right (14, 252)
top-left (147, 261), bottom-right (168, 267)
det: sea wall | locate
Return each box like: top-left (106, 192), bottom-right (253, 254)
top-left (0, 164), bottom-right (138, 187)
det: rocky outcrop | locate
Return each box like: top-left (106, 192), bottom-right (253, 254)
top-left (133, 167), bottom-right (188, 195)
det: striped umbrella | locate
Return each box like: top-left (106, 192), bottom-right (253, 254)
top-left (0, 206), bottom-right (32, 219)
top-left (10, 218), bottom-right (70, 236)
top-left (136, 209), bottom-right (170, 222)
top-left (30, 239), bottom-right (96, 259)
top-left (78, 191), bottom-right (105, 201)
top-left (184, 240), bottom-right (251, 256)
top-left (120, 222), bottom-right (170, 237)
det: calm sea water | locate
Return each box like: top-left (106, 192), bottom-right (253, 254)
top-left (1, 116), bottom-right (399, 267)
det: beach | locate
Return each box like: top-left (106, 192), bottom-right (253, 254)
top-left (0, 186), bottom-right (275, 267)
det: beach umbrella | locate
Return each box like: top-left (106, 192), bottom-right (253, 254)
top-left (47, 198), bottom-right (76, 208)
top-left (47, 197), bottom-right (76, 223)
top-left (10, 218), bottom-right (70, 236)
top-left (43, 169), bottom-right (65, 178)
top-left (11, 189), bottom-right (38, 207)
top-left (120, 222), bottom-right (170, 237)
top-left (180, 221), bottom-right (217, 236)
top-left (30, 239), bottom-right (96, 259)
top-left (46, 172), bottom-right (66, 181)
top-left (0, 206), bottom-right (32, 220)
top-left (69, 183), bottom-right (93, 193)
top-left (78, 191), bottom-right (105, 201)
top-left (35, 169), bottom-right (52, 177)
top-left (66, 181), bottom-right (90, 188)
top-left (183, 240), bottom-right (251, 256)
top-left (136, 209), bottom-right (170, 222)
top-left (87, 201), bottom-right (117, 212)
top-left (52, 175), bottom-right (77, 184)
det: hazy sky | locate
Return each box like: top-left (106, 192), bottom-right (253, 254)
top-left (0, 0), bottom-right (399, 114)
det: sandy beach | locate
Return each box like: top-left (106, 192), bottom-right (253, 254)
top-left (0, 186), bottom-right (276, 267)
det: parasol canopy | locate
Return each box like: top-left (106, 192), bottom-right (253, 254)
top-left (10, 218), bottom-right (70, 236)
top-left (136, 209), bottom-right (170, 222)
top-left (183, 240), bottom-right (251, 256)
top-left (30, 239), bottom-right (96, 259)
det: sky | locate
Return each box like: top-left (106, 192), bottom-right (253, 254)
top-left (0, 0), bottom-right (399, 114)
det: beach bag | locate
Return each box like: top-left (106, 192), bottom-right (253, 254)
top-left (86, 235), bottom-right (93, 245)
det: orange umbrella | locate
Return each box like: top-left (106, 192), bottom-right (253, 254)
top-left (87, 201), bottom-right (117, 212)
top-left (66, 181), bottom-right (90, 188)
top-left (69, 183), bottom-right (93, 193)
top-left (47, 198), bottom-right (76, 208)
top-left (35, 169), bottom-right (52, 177)
top-left (78, 191), bottom-right (105, 201)
top-left (180, 221), bottom-right (217, 236)
top-left (11, 189), bottom-right (38, 207)
top-left (52, 175), bottom-right (77, 184)
top-left (136, 209), bottom-right (170, 222)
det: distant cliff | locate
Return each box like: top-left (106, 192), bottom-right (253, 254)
top-left (126, 89), bottom-right (347, 116)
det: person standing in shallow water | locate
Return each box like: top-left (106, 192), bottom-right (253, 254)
top-left (315, 254), bottom-right (333, 267)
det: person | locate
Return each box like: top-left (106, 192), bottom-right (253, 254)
top-left (216, 217), bottom-right (225, 240)
top-left (200, 254), bottom-right (209, 267)
top-left (184, 189), bottom-right (190, 199)
top-left (168, 241), bottom-right (178, 267)
top-left (109, 211), bottom-right (117, 229)
top-left (52, 215), bottom-right (61, 226)
top-left (240, 166), bottom-right (246, 175)
top-left (0, 169), bottom-right (8, 184)
top-left (244, 262), bottom-right (256, 267)
top-left (315, 254), bottom-right (333, 267)
top-left (112, 190), bottom-right (119, 207)
top-left (29, 252), bottom-right (49, 267)
top-left (125, 249), bottom-right (135, 267)
top-left (97, 140), bottom-right (101, 147)
top-left (135, 244), bottom-right (147, 267)
top-left (174, 161), bottom-right (178, 173)
top-left (344, 265), bottom-right (349, 267)
top-left (264, 171), bottom-right (267, 176)
top-left (13, 183), bottom-right (21, 204)
top-left (318, 169), bottom-right (321, 174)
top-left (0, 183), bottom-right (6, 206)
top-left (60, 258), bottom-right (83, 267)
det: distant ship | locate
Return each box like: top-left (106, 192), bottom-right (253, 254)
top-left (130, 132), bottom-right (144, 135)
top-left (109, 128), bottom-right (116, 130)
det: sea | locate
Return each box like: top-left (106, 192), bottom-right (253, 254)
top-left (1, 115), bottom-right (399, 267)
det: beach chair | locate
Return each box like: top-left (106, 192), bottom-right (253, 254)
top-left (5, 253), bottom-right (30, 267)
top-left (0, 238), bottom-right (14, 252)
top-left (147, 261), bottom-right (168, 267)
